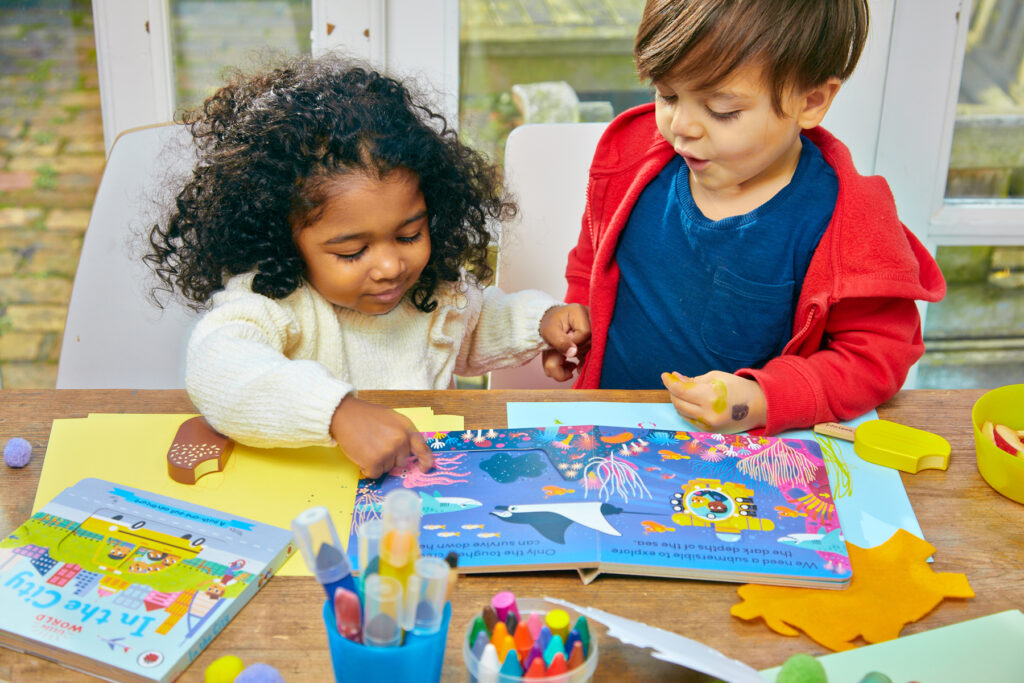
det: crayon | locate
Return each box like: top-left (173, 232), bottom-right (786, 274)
top-left (492, 590), bottom-right (519, 622)
top-left (543, 634), bottom-right (564, 667)
top-left (568, 639), bottom-right (585, 670)
top-left (523, 657), bottom-right (547, 679)
top-left (481, 604), bottom-right (499, 634)
top-left (499, 648), bottom-right (524, 677)
top-left (478, 643), bottom-right (500, 683)
top-left (547, 651), bottom-right (568, 676)
top-left (545, 608), bottom-right (570, 644)
top-left (573, 615), bottom-right (591, 657)
top-left (513, 621), bottom-right (534, 659)
top-left (489, 621), bottom-right (510, 649)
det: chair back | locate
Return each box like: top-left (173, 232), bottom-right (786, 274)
top-left (489, 122), bottom-right (607, 389)
top-left (57, 124), bottom-right (199, 389)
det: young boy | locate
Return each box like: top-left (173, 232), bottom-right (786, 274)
top-left (543, 0), bottom-right (946, 435)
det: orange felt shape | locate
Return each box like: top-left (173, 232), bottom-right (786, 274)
top-left (730, 529), bottom-right (973, 651)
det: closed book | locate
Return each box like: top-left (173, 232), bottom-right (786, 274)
top-left (0, 478), bottom-right (294, 682)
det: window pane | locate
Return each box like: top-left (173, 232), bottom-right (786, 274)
top-left (920, 1), bottom-right (1024, 390)
top-left (459, 0), bottom-right (648, 163)
top-left (0, 0), bottom-right (99, 388)
top-left (946, 0), bottom-right (1024, 199)
top-left (170, 0), bottom-right (311, 112)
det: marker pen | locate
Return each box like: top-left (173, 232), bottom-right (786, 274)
top-left (443, 551), bottom-right (459, 601)
top-left (406, 555), bottom-right (450, 635)
top-left (378, 489), bottom-right (422, 588)
top-left (362, 574), bottom-right (404, 648)
top-left (357, 518), bottom-right (384, 586)
top-left (291, 506), bottom-right (357, 606)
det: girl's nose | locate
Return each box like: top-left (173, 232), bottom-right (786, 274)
top-left (370, 245), bottom-right (405, 280)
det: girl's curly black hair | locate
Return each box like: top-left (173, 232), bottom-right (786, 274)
top-left (146, 53), bottom-right (515, 313)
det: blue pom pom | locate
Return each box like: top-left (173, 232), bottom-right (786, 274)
top-left (4, 437), bottom-right (32, 468)
top-left (234, 663), bottom-right (286, 683)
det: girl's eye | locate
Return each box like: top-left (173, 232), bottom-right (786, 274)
top-left (707, 107), bottom-right (741, 121)
top-left (656, 93), bottom-right (677, 104)
top-left (398, 230), bottom-right (423, 244)
top-left (334, 248), bottom-right (365, 262)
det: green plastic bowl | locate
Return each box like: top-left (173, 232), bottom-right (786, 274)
top-left (972, 384), bottom-right (1024, 504)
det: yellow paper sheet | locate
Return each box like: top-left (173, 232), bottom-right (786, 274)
top-left (34, 409), bottom-right (464, 576)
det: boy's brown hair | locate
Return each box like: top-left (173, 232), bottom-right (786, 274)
top-left (635, 0), bottom-right (869, 114)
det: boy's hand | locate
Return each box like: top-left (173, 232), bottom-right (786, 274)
top-left (539, 304), bottom-right (591, 382)
top-left (330, 395), bottom-right (433, 479)
top-left (661, 370), bottom-right (767, 434)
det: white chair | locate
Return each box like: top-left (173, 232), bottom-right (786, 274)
top-left (57, 124), bottom-right (199, 389)
top-left (489, 122), bottom-right (608, 389)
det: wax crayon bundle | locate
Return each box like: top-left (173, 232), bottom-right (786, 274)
top-left (465, 592), bottom-right (597, 681)
top-left (294, 491), bottom-right (454, 649)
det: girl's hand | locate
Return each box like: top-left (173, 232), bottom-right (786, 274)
top-left (330, 395), bottom-right (434, 478)
top-left (540, 304), bottom-right (591, 382)
top-left (661, 370), bottom-right (767, 433)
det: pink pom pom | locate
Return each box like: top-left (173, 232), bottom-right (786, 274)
top-left (4, 437), bottom-right (32, 468)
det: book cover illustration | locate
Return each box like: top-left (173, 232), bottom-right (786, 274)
top-left (351, 426), bottom-right (851, 588)
top-left (0, 478), bottom-right (294, 682)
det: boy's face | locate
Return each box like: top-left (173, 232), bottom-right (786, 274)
top-left (294, 169), bottom-right (431, 315)
top-left (653, 63), bottom-right (808, 209)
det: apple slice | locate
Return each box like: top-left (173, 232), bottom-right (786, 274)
top-left (992, 423), bottom-right (1024, 457)
top-left (982, 420), bottom-right (995, 444)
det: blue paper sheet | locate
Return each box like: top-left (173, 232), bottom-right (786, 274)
top-left (506, 402), bottom-right (923, 550)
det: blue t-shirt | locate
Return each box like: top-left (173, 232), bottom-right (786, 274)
top-left (600, 137), bottom-right (838, 389)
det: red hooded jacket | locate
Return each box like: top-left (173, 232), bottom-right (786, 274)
top-left (565, 103), bottom-right (946, 434)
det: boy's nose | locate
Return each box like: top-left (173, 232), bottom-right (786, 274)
top-left (671, 107), bottom-right (703, 139)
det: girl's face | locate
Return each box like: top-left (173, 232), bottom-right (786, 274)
top-left (294, 169), bottom-right (431, 315)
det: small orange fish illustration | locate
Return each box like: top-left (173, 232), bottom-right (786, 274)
top-left (543, 485), bottom-right (575, 496)
top-left (774, 505), bottom-right (806, 518)
top-left (461, 523), bottom-right (484, 530)
top-left (661, 473), bottom-right (676, 480)
top-left (424, 524), bottom-right (446, 530)
top-left (600, 432), bottom-right (634, 444)
top-left (477, 532), bottom-right (501, 538)
top-left (659, 450), bottom-right (689, 460)
top-left (645, 466), bottom-right (661, 472)
top-left (641, 520), bottom-right (676, 534)
top-left (437, 531), bottom-right (460, 537)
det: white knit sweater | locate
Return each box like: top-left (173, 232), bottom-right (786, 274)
top-left (186, 273), bottom-right (558, 449)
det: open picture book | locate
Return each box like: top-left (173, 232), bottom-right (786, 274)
top-left (0, 478), bottom-right (294, 682)
top-left (350, 425), bottom-right (852, 588)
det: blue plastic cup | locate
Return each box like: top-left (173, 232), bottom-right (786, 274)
top-left (322, 599), bottom-right (451, 683)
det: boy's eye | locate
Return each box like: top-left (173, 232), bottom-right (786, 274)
top-left (707, 107), bottom-right (741, 121)
top-left (397, 230), bottom-right (423, 244)
top-left (656, 92), bottom-right (677, 104)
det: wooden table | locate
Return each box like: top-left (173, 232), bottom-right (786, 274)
top-left (1, 388), bottom-right (1019, 681)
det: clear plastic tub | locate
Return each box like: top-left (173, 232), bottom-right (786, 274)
top-left (462, 598), bottom-right (598, 682)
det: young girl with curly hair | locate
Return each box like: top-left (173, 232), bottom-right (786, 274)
top-left (146, 54), bottom-right (590, 478)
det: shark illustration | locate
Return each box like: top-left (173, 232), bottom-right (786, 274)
top-left (355, 491), bottom-right (482, 518)
top-left (490, 502), bottom-right (624, 544)
top-left (777, 528), bottom-right (847, 554)
top-left (419, 491), bottom-right (482, 515)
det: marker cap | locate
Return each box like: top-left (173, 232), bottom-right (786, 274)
top-left (291, 506), bottom-right (351, 586)
top-left (408, 555), bottom-right (450, 635)
top-left (381, 489), bottom-right (422, 534)
top-left (356, 518), bottom-right (384, 579)
top-left (362, 574), bottom-right (403, 647)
